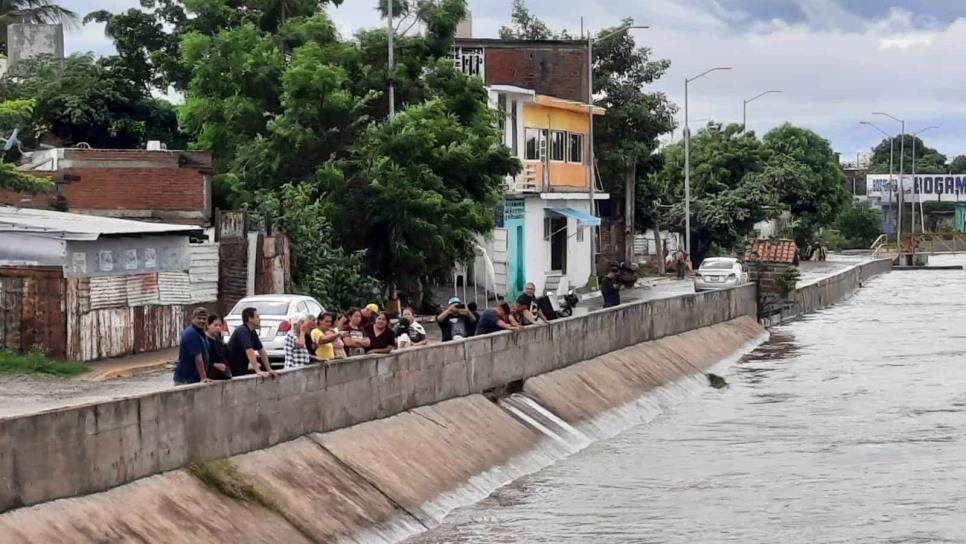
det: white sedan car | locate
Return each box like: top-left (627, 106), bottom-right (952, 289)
top-left (223, 295), bottom-right (325, 363)
top-left (693, 257), bottom-right (749, 292)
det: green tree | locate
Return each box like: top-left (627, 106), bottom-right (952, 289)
top-left (0, 54), bottom-right (184, 149)
top-left (836, 203), bottom-right (881, 248)
top-left (255, 183), bottom-right (382, 311)
top-left (869, 134), bottom-right (947, 174)
top-left (0, 98), bottom-right (51, 192)
top-left (179, 1), bottom-right (516, 295)
top-left (762, 123), bottom-right (848, 241)
top-left (652, 123), bottom-right (779, 261)
top-left (949, 155), bottom-right (966, 173)
top-left (498, 0), bottom-right (570, 40)
top-left (0, 0), bottom-right (77, 54)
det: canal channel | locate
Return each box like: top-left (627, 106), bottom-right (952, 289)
top-left (407, 259), bottom-right (966, 543)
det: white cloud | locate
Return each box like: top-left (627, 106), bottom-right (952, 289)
top-left (51, 0), bottom-right (966, 157)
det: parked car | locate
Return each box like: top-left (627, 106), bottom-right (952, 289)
top-left (223, 295), bottom-right (325, 366)
top-left (693, 257), bottom-right (749, 292)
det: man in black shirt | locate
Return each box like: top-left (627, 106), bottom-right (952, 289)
top-left (436, 296), bottom-right (477, 341)
top-left (476, 303), bottom-right (522, 335)
top-left (601, 266), bottom-right (621, 308)
top-left (227, 307), bottom-right (276, 378)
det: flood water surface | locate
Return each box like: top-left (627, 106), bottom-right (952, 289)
top-left (408, 265), bottom-right (966, 543)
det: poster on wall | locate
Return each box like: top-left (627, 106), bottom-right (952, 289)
top-left (71, 252), bottom-right (87, 275)
top-left (123, 249), bottom-right (139, 270)
top-left (98, 250), bottom-right (115, 272)
top-left (143, 248), bottom-right (158, 269)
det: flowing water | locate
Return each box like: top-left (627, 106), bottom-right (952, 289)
top-left (406, 262), bottom-right (966, 543)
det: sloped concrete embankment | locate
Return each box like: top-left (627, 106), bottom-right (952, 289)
top-left (0, 285), bottom-right (757, 517)
top-left (0, 317), bottom-right (765, 544)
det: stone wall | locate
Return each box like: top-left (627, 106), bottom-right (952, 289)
top-left (0, 284), bottom-right (757, 514)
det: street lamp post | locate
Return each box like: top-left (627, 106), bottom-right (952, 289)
top-left (860, 121), bottom-right (894, 238)
top-left (742, 90), bottom-right (782, 131)
top-left (911, 125), bottom-right (939, 233)
top-left (587, 23), bottom-right (648, 277)
top-left (684, 66), bottom-right (731, 257)
top-left (873, 112), bottom-right (905, 248)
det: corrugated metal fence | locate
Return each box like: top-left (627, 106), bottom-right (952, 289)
top-left (0, 267), bottom-right (66, 357)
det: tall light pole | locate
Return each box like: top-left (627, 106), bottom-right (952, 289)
top-left (387, 0), bottom-right (395, 119)
top-left (587, 23), bottom-right (648, 276)
top-left (873, 112), bottom-right (905, 247)
top-left (684, 66), bottom-right (732, 256)
top-left (742, 90), bottom-right (782, 131)
top-left (911, 125), bottom-right (938, 233)
top-left (860, 121), bottom-right (894, 237)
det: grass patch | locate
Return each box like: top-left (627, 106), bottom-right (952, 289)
top-left (188, 459), bottom-right (269, 506)
top-left (0, 348), bottom-right (88, 377)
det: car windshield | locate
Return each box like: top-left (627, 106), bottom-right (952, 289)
top-left (229, 301), bottom-right (290, 316)
top-left (700, 261), bottom-right (734, 271)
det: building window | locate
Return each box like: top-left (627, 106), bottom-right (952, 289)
top-left (525, 128), bottom-right (546, 161)
top-left (510, 100), bottom-right (518, 156)
top-left (448, 47), bottom-right (484, 77)
top-left (550, 130), bottom-right (566, 162)
top-left (577, 225), bottom-right (584, 242)
top-left (497, 93), bottom-right (507, 137)
top-left (568, 133), bottom-right (584, 164)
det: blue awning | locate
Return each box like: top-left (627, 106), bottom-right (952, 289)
top-left (548, 207), bottom-right (601, 226)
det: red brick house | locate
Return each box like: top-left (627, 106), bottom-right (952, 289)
top-left (451, 38), bottom-right (589, 103)
top-left (1, 147), bottom-right (213, 226)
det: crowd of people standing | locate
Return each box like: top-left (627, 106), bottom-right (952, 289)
top-left (175, 280), bottom-right (570, 385)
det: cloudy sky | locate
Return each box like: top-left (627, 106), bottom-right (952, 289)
top-left (61, 0), bottom-right (966, 161)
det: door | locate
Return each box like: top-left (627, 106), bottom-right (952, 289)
top-left (549, 217), bottom-right (568, 273)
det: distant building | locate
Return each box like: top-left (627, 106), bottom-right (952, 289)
top-left (3, 147), bottom-right (213, 226)
top-left (474, 85), bottom-right (606, 299)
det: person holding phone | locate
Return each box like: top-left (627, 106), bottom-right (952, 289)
top-left (436, 296), bottom-right (476, 342)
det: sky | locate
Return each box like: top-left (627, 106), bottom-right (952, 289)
top-left (59, 0), bottom-right (966, 161)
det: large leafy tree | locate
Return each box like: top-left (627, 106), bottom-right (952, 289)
top-left (652, 123), bottom-right (779, 261)
top-left (179, 1), bottom-right (516, 298)
top-left (0, 54), bottom-right (184, 149)
top-left (869, 134), bottom-right (947, 175)
top-left (0, 0), bottom-right (77, 54)
top-left (950, 155), bottom-right (966, 173)
top-left (762, 123), bottom-right (848, 241)
top-left (836, 203), bottom-right (881, 248)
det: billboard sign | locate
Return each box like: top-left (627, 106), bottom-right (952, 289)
top-left (866, 174), bottom-right (966, 203)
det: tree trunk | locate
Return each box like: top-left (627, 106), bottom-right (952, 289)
top-left (653, 220), bottom-right (665, 275)
top-left (624, 158), bottom-right (636, 263)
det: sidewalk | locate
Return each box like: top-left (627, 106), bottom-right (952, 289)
top-left (77, 347), bottom-right (177, 381)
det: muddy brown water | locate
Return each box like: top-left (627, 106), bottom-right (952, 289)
top-left (407, 260), bottom-right (966, 543)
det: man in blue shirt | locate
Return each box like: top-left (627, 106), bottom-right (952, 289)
top-left (174, 307), bottom-right (211, 385)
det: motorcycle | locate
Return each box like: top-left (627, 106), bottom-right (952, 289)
top-left (615, 261), bottom-right (640, 289)
top-left (536, 289), bottom-right (580, 320)
top-left (555, 289), bottom-right (580, 318)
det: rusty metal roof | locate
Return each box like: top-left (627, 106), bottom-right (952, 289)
top-left (746, 239), bottom-right (798, 264)
top-left (0, 206), bottom-right (200, 240)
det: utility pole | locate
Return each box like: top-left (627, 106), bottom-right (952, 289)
top-left (387, 0), bottom-right (395, 119)
top-left (684, 66), bottom-right (731, 257)
top-left (742, 90), bottom-right (782, 131)
top-left (860, 121), bottom-right (894, 238)
top-left (874, 112), bottom-right (904, 248)
top-left (911, 126), bottom-right (938, 234)
top-left (587, 23), bottom-right (648, 277)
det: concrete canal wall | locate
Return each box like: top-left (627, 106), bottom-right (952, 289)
top-left (793, 258), bottom-right (893, 314)
top-left (0, 284), bottom-right (757, 515)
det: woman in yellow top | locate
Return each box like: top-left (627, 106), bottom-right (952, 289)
top-left (311, 312), bottom-right (342, 361)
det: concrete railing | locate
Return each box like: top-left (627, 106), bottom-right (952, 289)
top-left (793, 258), bottom-right (893, 315)
top-left (0, 284), bottom-right (757, 514)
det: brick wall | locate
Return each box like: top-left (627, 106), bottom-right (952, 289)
top-left (59, 167), bottom-right (203, 211)
top-left (0, 149), bottom-right (211, 225)
top-left (484, 47), bottom-right (588, 103)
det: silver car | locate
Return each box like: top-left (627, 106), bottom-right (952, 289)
top-left (223, 295), bottom-right (326, 363)
top-left (693, 257), bottom-right (749, 292)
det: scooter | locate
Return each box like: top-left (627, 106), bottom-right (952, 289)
top-left (536, 289), bottom-right (580, 320)
top-left (555, 289), bottom-right (580, 318)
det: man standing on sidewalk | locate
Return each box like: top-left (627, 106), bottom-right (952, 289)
top-left (601, 266), bottom-right (621, 308)
top-left (174, 307), bottom-right (211, 385)
top-left (227, 307), bottom-right (276, 378)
